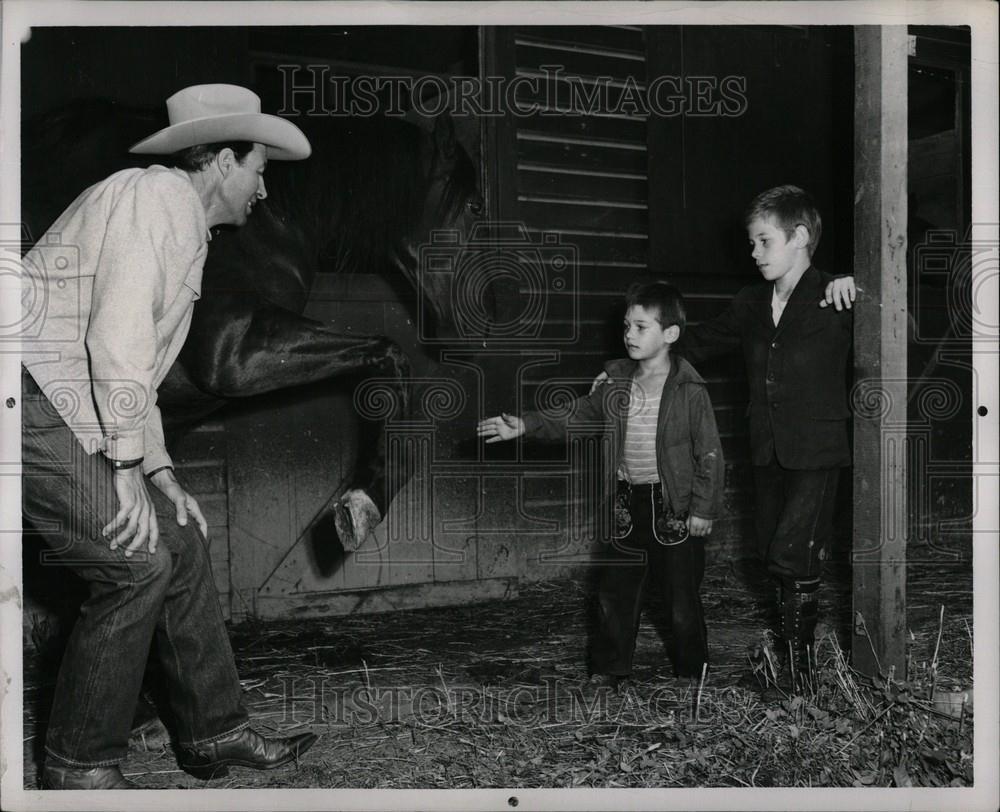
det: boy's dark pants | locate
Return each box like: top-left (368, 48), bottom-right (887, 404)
top-left (753, 459), bottom-right (841, 657)
top-left (591, 483), bottom-right (708, 678)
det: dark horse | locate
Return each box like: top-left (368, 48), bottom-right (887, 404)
top-left (22, 100), bottom-right (483, 548)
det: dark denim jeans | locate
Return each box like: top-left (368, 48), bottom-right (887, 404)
top-left (591, 483), bottom-right (708, 679)
top-left (21, 368), bottom-right (248, 768)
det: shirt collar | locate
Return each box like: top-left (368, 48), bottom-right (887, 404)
top-left (167, 166), bottom-right (211, 242)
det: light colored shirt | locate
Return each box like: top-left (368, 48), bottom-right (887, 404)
top-left (620, 381), bottom-right (661, 484)
top-left (22, 166), bottom-right (208, 474)
top-left (771, 288), bottom-right (789, 326)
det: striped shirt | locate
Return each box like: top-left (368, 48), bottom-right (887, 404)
top-left (620, 380), bottom-right (662, 484)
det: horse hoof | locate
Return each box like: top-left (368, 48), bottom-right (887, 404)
top-left (333, 490), bottom-right (381, 551)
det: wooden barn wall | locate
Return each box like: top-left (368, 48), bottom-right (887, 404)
top-left (476, 26), bottom-right (652, 579)
top-left (490, 25), bottom-right (651, 373)
top-left (481, 26), bottom-right (852, 562)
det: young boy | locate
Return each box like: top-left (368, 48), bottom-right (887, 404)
top-left (478, 282), bottom-right (725, 684)
top-left (672, 185), bottom-right (854, 683)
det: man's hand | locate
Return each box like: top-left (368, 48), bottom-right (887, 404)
top-left (151, 468), bottom-right (209, 540)
top-left (103, 466), bottom-right (159, 556)
top-left (477, 412), bottom-right (526, 444)
top-left (687, 515), bottom-right (713, 537)
top-left (820, 276), bottom-right (857, 310)
top-left (589, 371), bottom-right (610, 395)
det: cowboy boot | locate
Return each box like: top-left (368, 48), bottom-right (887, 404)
top-left (40, 763), bottom-right (138, 789)
top-left (779, 577), bottom-right (821, 692)
top-left (177, 727), bottom-right (319, 780)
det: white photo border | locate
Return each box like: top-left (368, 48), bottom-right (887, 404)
top-left (1, 2), bottom-right (996, 811)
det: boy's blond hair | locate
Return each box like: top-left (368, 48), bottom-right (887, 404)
top-left (745, 185), bottom-right (822, 257)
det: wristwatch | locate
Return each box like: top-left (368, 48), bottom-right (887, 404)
top-left (111, 457), bottom-right (144, 470)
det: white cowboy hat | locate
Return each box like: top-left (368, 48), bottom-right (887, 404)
top-left (129, 84), bottom-right (311, 160)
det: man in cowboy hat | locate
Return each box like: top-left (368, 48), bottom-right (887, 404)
top-left (22, 84), bottom-right (316, 789)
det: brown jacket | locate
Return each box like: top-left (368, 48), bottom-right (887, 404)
top-left (522, 356), bottom-right (726, 522)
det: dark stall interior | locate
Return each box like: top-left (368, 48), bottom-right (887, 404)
top-left (20, 24), bottom-right (971, 623)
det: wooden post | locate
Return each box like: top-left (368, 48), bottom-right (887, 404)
top-left (852, 26), bottom-right (908, 679)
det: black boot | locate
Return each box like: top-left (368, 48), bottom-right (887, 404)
top-left (739, 578), bottom-right (785, 691)
top-left (779, 577), bottom-right (820, 692)
top-left (178, 727), bottom-right (319, 780)
top-left (41, 763), bottom-right (138, 789)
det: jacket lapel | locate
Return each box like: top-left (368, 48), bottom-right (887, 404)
top-left (656, 360), bottom-right (683, 438)
top-left (773, 266), bottom-right (822, 338)
top-left (752, 281), bottom-right (776, 332)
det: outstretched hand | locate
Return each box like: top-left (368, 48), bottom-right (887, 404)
top-left (477, 412), bottom-right (525, 443)
top-left (820, 276), bottom-right (857, 310)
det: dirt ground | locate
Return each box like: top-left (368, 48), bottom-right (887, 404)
top-left (21, 542), bottom-right (973, 790)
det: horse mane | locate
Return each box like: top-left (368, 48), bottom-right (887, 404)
top-left (433, 130), bottom-right (478, 235)
top-left (315, 115), bottom-right (428, 276)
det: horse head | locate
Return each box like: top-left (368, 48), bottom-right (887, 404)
top-left (22, 98), bottom-right (484, 335)
top-left (203, 108), bottom-right (481, 331)
top-left (393, 110), bottom-right (484, 332)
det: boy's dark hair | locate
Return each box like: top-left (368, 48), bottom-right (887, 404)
top-left (624, 280), bottom-right (686, 338)
top-left (172, 141), bottom-right (255, 172)
top-left (744, 184), bottom-right (822, 257)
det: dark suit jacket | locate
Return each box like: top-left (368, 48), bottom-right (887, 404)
top-left (677, 266), bottom-right (853, 470)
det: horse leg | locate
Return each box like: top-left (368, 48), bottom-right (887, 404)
top-left (181, 300), bottom-right (413, 549)
top-left (333, 341), bottom-right (412, 551)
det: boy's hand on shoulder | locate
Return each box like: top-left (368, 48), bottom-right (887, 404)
top-left (687, 515), bottom-right (713, 537)
top-left (477, 412), bottom-right (525, 443)
top-left (820, 276), bottom-right (857, 310)
top-left (589, 371), bottom-right (610, 395)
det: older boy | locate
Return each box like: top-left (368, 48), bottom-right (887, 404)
top-left (677, 185), bottom-right (854, 683)
top-left (478, 282), bottom-right (725, 684)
